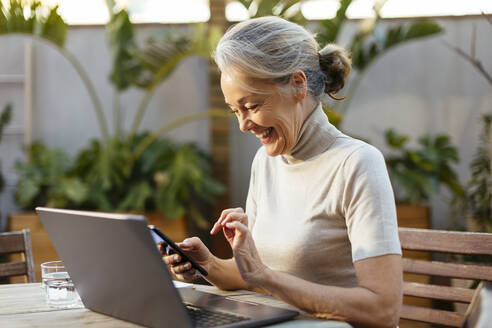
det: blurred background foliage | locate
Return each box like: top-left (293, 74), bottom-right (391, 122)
top-left (2, 0), bottom-right (490, 232)
top-left (312, 0), bottom-right (442, 128)
top-left (2, 0), bottom-right (225, 227)
top-left (0, 104), bottom-right (12, 210)
top-left (384, 129), bottom-right (464, 205)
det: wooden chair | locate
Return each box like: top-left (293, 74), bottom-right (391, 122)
top-left (0, 229), bottom-right (35, 283)
top-left (399, 227), bottom-right (492, 327)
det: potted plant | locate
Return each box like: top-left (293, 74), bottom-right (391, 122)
top-left (1, 1), bottom-right (226, 271)
top-left (384, 128), bottom-right (464, 226)
top-left (458, 114), bottom-right (492, 233)
top-left (444, 14), bottom-right (492, 233)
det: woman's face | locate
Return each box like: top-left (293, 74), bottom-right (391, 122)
top-left (220, 69), bottom-right (307, 156)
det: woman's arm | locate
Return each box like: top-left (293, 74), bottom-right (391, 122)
top-left (206, 257), bottom-right (253, 291)
top-left (216, 216), bottom-right (402, 328)
top-left (257, 254), bottom-right (402, 327)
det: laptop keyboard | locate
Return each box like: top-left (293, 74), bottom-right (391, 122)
top-left (185, 304), bottom-right (249, 327)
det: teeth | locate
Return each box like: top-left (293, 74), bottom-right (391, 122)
top-left (259, 127), bottom-right (272, 139)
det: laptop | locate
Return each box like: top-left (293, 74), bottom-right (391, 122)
top-left (36, 207), bottom-right (299, 328)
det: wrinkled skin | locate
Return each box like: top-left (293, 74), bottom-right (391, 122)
top-left (220, 69), bottom-right (317, 156)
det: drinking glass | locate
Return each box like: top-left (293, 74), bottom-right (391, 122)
top-left (41, 261), bottom-right (66, 288)
top-left (41, 261), bottom-right (78, 307)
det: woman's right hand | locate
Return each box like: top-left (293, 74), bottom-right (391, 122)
top-left (159, 237), bottom-right (213, 282)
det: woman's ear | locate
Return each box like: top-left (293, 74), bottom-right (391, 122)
top-left (290, 71), bottom-right (308, 103)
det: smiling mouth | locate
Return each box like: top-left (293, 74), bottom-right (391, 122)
top-left (255, 127), bottom-right (273, 144)
top-left (253, 127), bottom-right (273, 140)
top-left (258, 127), bottom-right (273, 139)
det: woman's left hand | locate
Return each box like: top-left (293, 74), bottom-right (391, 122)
top-left (210, 208), bottom-right (267, 286)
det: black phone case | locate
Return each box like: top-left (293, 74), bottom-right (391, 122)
top-left (148, 225), bottom-right (208, 276)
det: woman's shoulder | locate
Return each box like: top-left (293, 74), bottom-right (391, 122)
top-left (334, 137), bottom-right (386, 173)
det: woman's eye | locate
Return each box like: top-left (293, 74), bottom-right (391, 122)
top-left (227, 106), bottom-right (238, 114)
top-left (246, 104), bottom-right (259, 111)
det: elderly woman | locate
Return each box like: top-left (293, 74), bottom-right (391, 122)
top-left (162, 16), bottom-right (402, 327)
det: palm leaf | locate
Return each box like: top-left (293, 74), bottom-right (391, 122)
top-left (105, 5), bottom-right (146, 91)
top-left (237, 0), bottom-right (305, 24)
top-left (0, 1), bottom-right (109, 140)
top-left (133, 23), bottom-right (214, 90)
top-left (0, 0), bottom-right (67, 47)
top-left (352, 21), bottom-right (442, 72)
top-left (0, 104), bottom-right (12, 144)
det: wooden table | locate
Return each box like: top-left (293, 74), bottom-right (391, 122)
top-left (0, 283), bottom-right (352, 327)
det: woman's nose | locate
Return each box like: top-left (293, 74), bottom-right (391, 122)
top-left (238, 112), bottom-right (252, 132)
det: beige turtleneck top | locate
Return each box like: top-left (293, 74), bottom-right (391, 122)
top-left (246, 102), bottom-right (401, 287)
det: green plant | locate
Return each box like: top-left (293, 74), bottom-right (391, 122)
top-left (236, 0), bottom-right (306, 25)
top-left (0, 104), bottom-right (12, 196)
top-left (446, 15), bottom-right (492, 233)
top-left (14, 143), bottom-right (87, 208)
top-left (384, 129), bottom-right (464, 204)
top-left (3, 0), bottom-right (226, 226)
top-left (314, 0), bottom-right (443, 128)
top-left (462, 114), bottom-right (492, 232)
top-left (0, 0), bottom-right (225, 141)
top-left (15, 136), bottom-right (223, 228)
top-left (0, 103), bottom-right (12, 231)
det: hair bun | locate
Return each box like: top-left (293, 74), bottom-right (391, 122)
top-left (318, 44), bottom-right (352, 96)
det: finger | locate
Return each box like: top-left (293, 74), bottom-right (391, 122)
top-left (174, 268), bottom-right (197, 282)
top-left (225, 221), bottom-right (248, 237)
top-left (211, 209), bottom-right (235, 234)
top-left (163, 254), bottom-right (181, 265)
top-left (211, 208), bottom-right (242, 235)
top-left (221, 212), bottom-right (247, 228)
top-left (177, 237), bottom-right (199, 250)
top-left (210, 220), bottom-right (221, 235)
top-left (172, 262), bottom-right (193, 274)
top-left (212, 212), bottom-right (247, 235)
top-left (225, 221), bottom-right (249, 246)
top-left (220, 210), bottom-right (245, 230)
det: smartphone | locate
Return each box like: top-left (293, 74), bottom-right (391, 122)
top-left (148, 225), bottom-right (208, 276)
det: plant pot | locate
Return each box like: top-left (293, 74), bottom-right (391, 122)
top-left (396, 203), bottom-right (430, 229)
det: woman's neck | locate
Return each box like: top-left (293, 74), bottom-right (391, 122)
top-left (282, 101), bottom-right (338, 164)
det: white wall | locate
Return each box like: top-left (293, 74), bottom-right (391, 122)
top-left (229, 16), bottom-right (492, 230)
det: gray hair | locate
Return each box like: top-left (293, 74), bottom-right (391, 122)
top-left (213, 16), bottom-right (351, 99)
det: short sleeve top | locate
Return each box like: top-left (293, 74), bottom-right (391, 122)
top-left (245, 103), bottom-right (402, 287)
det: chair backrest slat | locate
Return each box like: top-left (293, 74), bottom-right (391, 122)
top-left (0, 230), bottom-right (35, 283)
top-left (403, 282), bottom-right (474, 303)
top-left (0, 262), bottom-right (28, 278)
top-left (399, 227), bottom-right (492, 326)
top-left (401, 304), bottom-right (463, 327)
top-left (399, 227), bottom-right (492, 255)
top-left (403, 258), bottom-right (492, 281)
top-left (22, 230), bottom-right (35, 283)
top-left (0, 232), bottom-right (26, 254)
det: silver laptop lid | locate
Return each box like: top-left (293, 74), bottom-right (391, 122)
top-left (36, 207), bottom-right (193, 328)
